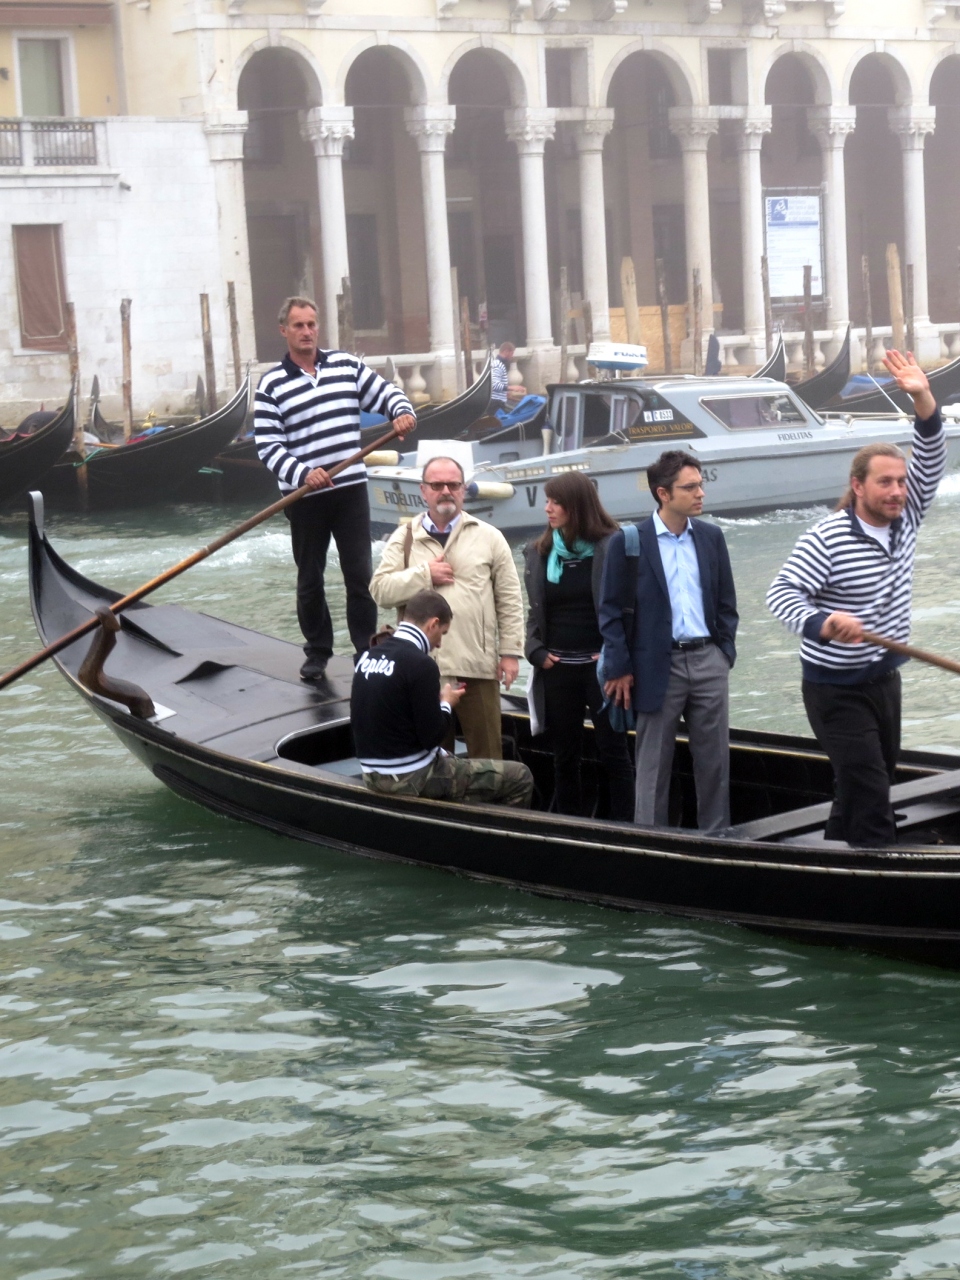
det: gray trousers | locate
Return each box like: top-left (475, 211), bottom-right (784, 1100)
top-left (634, 643), bottom-right (731, 833)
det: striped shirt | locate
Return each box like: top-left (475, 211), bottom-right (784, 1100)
top-left (766, 411), bottom-right (946, 684)
top-left (491, 354), bottom-right (509, 404)
top-left (254, 351), bottom-right (412, 494)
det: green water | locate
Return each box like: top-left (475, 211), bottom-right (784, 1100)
top-left (4, 490), bottom-right (960, 1278)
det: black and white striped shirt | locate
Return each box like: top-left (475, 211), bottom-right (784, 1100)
top-left (766, 412), bottom-right (946, 684)
top-left (254, 351), bottom-right (412, 494)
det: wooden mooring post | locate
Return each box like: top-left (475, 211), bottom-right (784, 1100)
top-left (226, 281), bottom-right (242, 390)
top-left (656, 257), bottom-right (671, 374)
top-left (862, 253), bottom-right (873, 373)
top-left (120, 298), bottom-right (133, 442)
top-left (692, 267), bottom-right (703, 376)
top-left (887, 242), bottom-right (905, 353)
top-left (200, 293), bottom-right (217, 416)
top-left (802, 265), bottom-right (814, 378)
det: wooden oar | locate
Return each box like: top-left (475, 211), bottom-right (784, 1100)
top-left (862, 630), bottom-right (960, 677)
top-left (0, 425), bottom-right (403, 692)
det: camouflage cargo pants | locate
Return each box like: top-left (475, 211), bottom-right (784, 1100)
top-left (364, 753), bottom-right (533, 808)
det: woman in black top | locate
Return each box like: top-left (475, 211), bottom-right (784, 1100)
top-left (524, 473), bottom-right (634, 819)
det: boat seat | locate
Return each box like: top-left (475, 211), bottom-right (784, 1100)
top-left (725, 767), bottom-right (960, 842)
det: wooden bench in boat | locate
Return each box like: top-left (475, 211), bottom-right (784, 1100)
top-left (725, 767), bottom-right (960, 843)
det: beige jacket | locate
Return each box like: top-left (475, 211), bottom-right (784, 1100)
top-left (370, 512), bottom-right (524, 680)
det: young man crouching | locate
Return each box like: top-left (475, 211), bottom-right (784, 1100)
top-left (351, 589), bottom-right (533, 808)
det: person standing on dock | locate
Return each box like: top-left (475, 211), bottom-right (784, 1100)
top-left (599, 450), bottom-right (739, 833)
top-left (766, 350), bottom-right (945, 848)
top-left (255, 297), bottom-right (416, 684)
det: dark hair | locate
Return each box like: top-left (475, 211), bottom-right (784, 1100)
top-left (536, 471), bottom-right (619, 555)
top-left (836, 441), bottom-right (906, 510)
top-left (421, 455), bottom-right (465, 483)
top-left (278, 296), bottom-right (319, 326)
top-left (404, 589), bottom-right (453, 627)
top-left (647, 450), bottom-right (702, 506)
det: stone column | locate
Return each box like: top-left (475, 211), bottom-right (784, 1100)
top-left (889, 105), bottom-right (937, 353)
top-left (405, 104), bottom-right (457, 397)
top-left (669, 107), bottom-right (719, 359)
top-left (203, 109), bottom-right (255, 375)
top-left (573, 110), bottom-right (615, 343)
top-left (735, 109), bottom-right (771, 365)
top-left (505, 107), bottom-right (557, 359)
top-left (808, 105), bottom-right (856, 348)
top-left (301, 105), bottom-right (355, 348)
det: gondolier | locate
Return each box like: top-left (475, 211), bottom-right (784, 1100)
top-left (766, 350), bottom-right (946, 847)
top-left (255, 296), bottom-right (416, 684)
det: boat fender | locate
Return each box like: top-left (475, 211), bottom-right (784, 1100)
top-left (365, 451), bottom-right (400, 467)
top-left (466, 481), bottom-right (515, 500)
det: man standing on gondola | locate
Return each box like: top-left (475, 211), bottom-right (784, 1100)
top-left (255, 297), bottom-right (417, 684)
top-left (766, 350), bottom-right (945, 847)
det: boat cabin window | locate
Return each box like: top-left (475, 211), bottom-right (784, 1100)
top-left (700, 393), bottom-right (807, 430)
top-left (554, 391), bottom-right (583, 451)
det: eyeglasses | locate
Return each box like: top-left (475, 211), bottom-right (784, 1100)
top-left (675, 482), bottom-right (705, 492)
top-left (422, 481), bottom-right (464, 493)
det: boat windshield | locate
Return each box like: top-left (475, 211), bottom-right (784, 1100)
top-left (700, 393), bottom-right (808, 430)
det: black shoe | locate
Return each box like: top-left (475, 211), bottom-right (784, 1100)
top-left (299, 656), bottom-right (328, 684)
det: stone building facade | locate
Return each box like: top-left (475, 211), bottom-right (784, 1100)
top-left (5, 0), bottom-right (960, 416)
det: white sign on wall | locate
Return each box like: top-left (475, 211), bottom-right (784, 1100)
top-left (764, 194), bottom-right (823, 299)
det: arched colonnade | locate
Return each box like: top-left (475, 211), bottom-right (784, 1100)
top-left (217, 34), bottom-right (960, 388)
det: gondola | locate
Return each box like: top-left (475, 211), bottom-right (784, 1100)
top-left (0, 393), bottom-right (75, 506)
top-left (837, 348), bottom-right (960, 415)
top-left (27, 486), bottom-right (960, 969)
top-left (359, 356), bottom-right (493, 447)
top-left (751, 332), bottom-right (786, 382)
top-left (794, 326), bottom-right (851, 410)
top-left (44, 378), bottom-right (251, 507)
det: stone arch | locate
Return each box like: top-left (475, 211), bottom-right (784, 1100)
top-left (599, 40), bottom-right (698, 110)
top-left (232, 35), bottom-right (326, 106)
top-left (439, 37), bottom-right (531, 107)
top-left (761, 43), bottom-right (835, 106)
top-left (336, 35), bottom-right (431, 107)
top-left (843, 47), bottom-right (914, 106)
top-left (922, 54), bottom-right (960, 322)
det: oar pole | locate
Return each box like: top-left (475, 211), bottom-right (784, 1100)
top-left (861, 630), bottom-right (960, 678)
top-left (0, 426), bottom-right (403, 692)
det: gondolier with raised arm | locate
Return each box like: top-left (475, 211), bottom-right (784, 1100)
top-left (766, 350), bottom-right (946, 848)
top-left (255, 297), bottom-right (416, 684)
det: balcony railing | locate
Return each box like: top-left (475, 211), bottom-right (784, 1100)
top-left (0, 119), bottom-right (100, 167)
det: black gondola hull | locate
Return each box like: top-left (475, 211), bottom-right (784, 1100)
top-left (0, 396), bottom-right (74, 506)
top-left (794, 327), bottom-right (852, 410)
top-left (26, 493), bottom-right (960, 969)
top-left (43, 379), bottom-right (250, 507)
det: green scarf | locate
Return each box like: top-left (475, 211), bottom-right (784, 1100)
top-left (546, 527), bottom-right (595, 584)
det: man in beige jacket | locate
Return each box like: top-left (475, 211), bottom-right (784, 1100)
top-left (370, 456), bottom-right (524, 759)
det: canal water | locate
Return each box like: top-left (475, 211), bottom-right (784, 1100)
top-left (4, 486), bottom-right (960, 1277)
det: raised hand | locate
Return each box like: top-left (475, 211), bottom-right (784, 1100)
top-left (881, 350), bottom-right (936, 420)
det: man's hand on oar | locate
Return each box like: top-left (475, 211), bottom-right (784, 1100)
top-left (0, 423), bottom-right (406, 693)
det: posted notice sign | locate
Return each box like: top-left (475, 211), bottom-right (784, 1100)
top-left (764, 194), bottom-right (823, 299)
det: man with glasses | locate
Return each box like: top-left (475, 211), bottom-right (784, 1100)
top-left (599, 450), bottom-right (739, 832)
top-left (371, 455), bottom-right (524, 759)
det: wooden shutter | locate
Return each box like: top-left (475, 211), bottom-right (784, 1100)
top-left (13, 225), bottom-right (69, 352)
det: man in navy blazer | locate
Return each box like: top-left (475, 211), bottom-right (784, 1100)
top-left (599, 450), bottom-right (738, 832)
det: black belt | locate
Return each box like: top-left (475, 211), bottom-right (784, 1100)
top-left (672, 637), bottom-right (713, 651)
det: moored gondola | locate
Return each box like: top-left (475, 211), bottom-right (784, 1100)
top-left (360, 357), bottom-right (493, 448)
top-left (794, 326), bottom-right (852, 410)
top-left (44, 378), bottom-right (250, 507)
top-left (837, 348), bottom-right (960, 415)
top-left (751, 332), bottom-right (786, 382)
top-left (0, 394), bottom-right (75, 506)
top-left (25, 487), bottom-right (960, 969)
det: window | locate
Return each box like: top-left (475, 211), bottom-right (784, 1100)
top-left (18, 39), bottom-right (66, 117)
top-left (700, 393), bottom-right (808, 430)
top-left (13, 225), bottom-right (69, 351)
top-left (346, 213), bottom-right (383, 331)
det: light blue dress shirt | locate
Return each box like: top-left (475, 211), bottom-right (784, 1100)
top-left (653, 512), bottom-right (709, 642)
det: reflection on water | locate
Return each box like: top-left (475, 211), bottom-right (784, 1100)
top-left (3, 493), bottom-right (960, 1274)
